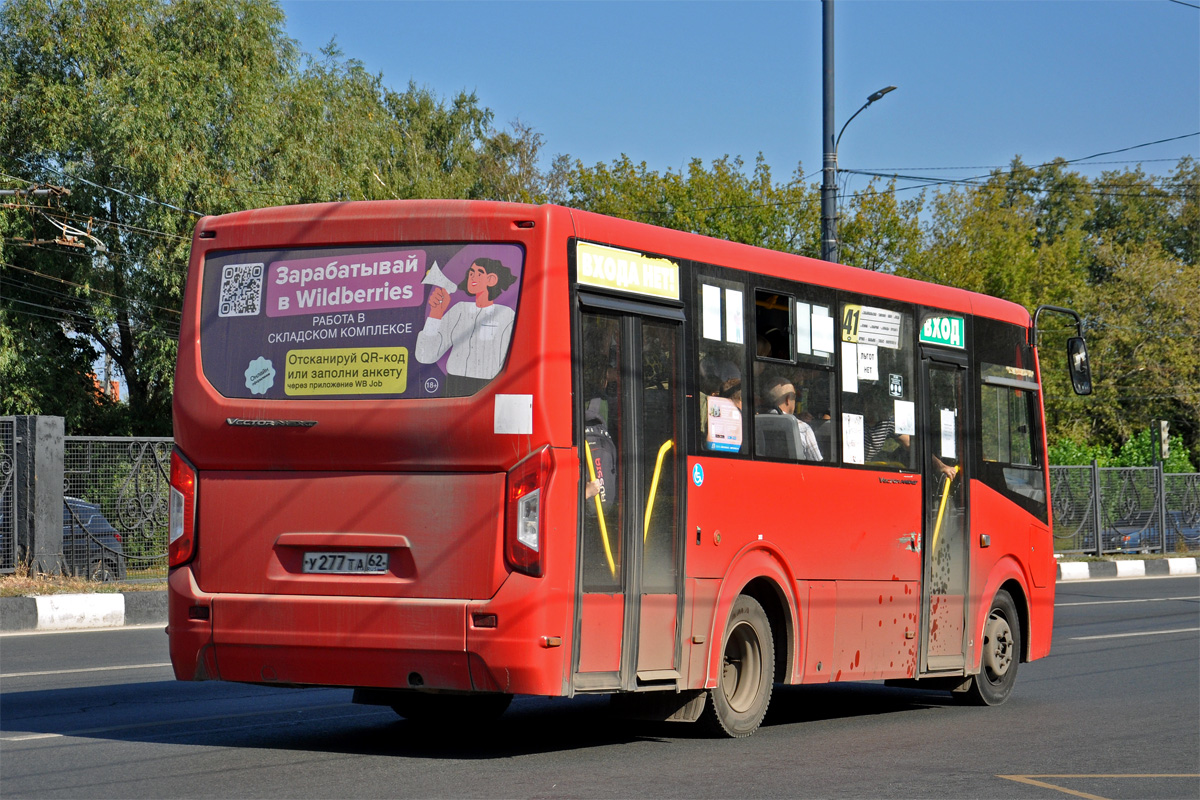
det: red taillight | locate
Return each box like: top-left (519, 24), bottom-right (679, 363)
top-left (168, 449), bottom-right (197, 567)
top-left (505, 447), bottom-right (553, 577)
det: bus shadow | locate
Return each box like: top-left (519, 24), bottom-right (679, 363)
top-left (1, 681), bottom-right (958, 760)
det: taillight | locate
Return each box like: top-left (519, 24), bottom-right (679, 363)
top-left (505, 447), bottom-right (553, 577)
top-left (169, 449), bottom-right (198, 567)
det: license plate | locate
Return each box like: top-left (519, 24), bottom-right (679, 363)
top-left (302, 552), bottom-right (389, 574)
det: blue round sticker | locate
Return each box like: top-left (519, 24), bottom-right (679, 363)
top-left (692, 463), bottom-right (705, 487)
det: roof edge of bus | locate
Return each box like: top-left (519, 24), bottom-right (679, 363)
top-left (560, 204), bottom-right (1033, 329)
top-left (190, 199), bottom-right (1032, 329)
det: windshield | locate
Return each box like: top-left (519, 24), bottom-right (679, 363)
top-left (200, 243), bottom-right (525, 400)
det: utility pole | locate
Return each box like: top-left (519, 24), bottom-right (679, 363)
top-left (821, 0), bottom-right (837, 263)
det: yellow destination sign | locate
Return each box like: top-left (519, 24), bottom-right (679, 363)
top-left (284, 346), bottom-right (408, 396)
top-left (576, 241), bottom-right (680, 301)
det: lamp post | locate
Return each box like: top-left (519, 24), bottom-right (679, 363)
top-left (820, 82), bottom-right (897, 263)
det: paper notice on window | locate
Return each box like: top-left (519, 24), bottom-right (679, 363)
top-left (857, 344), bottom-right (879, 381)
top-left (702, 284), bottom-right (722, 341)
top-left (796, 302), bottom-right (811, 355)
top-left (725, 289), bottom-right (744, 344)
top-left (842, 412), bottom-right (865, 464)
top-left (813, 305), bottom-right (835, 355)
top-left (940, 408), bottom-right (957, 458)
top-left (706, 396), bottom-right (743, 452)
top-left (841, 342), bottom-right (858, 393)
top-left (895, 399), bottom-right (916, 436)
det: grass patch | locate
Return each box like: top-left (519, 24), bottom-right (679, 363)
top-left (0, 564), bottom-right (166, 597)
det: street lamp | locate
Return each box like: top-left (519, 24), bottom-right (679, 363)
top-left (820, 85), bottom-right (897, 263)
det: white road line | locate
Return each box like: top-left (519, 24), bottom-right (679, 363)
top-left (0, 623), bottom-right (165, 638)
top-left (1071, 627), bottom-right (1200, 641)
top-left (1057, 595), bottom-right (1199, 607)
top-left (1, 663), bottom-right (172, 679)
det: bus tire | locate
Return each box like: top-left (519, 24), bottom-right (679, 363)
top-left (389, 692), bottom-right (513, 724)
top-left (702, 595), bottom-right (774, 738)
top-left (961, 589), bottom-right (1020, 706)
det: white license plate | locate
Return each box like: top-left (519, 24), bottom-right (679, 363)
top-left (302, 552), bottom-right (389, 574)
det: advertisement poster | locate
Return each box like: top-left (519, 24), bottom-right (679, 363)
top-left (200, 243), bottom-right (524, 400)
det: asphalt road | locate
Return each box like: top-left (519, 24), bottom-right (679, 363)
top-left (2, 576), bottom-right (1197, 799)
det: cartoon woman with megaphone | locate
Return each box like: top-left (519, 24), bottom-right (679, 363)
top-left (414, 257), bottom-right (517, 395)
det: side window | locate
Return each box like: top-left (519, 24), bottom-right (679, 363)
top-left (696, 275), bottom-right (747, 455)
top-left (752, 288), bottom-right (836, 463)
top-left (974, 317), bottom-right (1047, 521)
top-left (981, 374), bottom-right (1037, 466)
top-left (838, 300), bottom-right (916, 470)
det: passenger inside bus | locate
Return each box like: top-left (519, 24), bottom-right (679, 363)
top-left (755, 375), bottom-right (822, 462)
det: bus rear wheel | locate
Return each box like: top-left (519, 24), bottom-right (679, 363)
top-left (961, 589), bottom-right (1020, 706)
top-left (702, 595), bottom-right (774, 738)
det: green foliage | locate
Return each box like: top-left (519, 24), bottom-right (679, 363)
top-left (1112, 429), bottom-right (1195, 472)
top-left (548, 153), bottom-right (819, 255)
top-left (1048, 438), bottom-right (1116, 467)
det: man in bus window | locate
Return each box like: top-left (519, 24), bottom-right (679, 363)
top-left (762, 375), bottom-right (821, 461)
top-left (415, 258), bottom-right (517, 394)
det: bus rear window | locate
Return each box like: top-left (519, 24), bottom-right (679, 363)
top-left (199, 243), bottom-right (524, 400)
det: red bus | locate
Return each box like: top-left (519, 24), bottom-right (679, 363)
top-left (169, 200), bottom-right (1091, 737)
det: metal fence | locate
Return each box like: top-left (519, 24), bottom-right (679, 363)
top-left (0, 418), bottom-right (15, 573)
top-left (63, 436), bottom-right (173, 576)
top-left (1050, 465), bottom-right (1200, 556)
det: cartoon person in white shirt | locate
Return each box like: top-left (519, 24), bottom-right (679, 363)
top-left (415, 258), bottom-right (517, 394)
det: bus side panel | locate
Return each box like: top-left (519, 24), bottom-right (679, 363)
top-left (831, 580), bottom-right (920, 681)
top-left (686, 458), bottom-right (923, 582)
top-left (799, 580), bottom-right (836, 684)
top-left (970, 481), bottom-right (1053, 662)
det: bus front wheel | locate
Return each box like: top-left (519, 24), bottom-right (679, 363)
top-left (702, 595), bottom-right (774, 738)
top-left (961, 589), bottom-right (1020, 706)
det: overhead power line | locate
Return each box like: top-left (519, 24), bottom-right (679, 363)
top-left (15, 156), bottom-right (205, 217)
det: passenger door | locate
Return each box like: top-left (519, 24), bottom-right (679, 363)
top-left (920, 351), bottom-right (971, 673)
top-left (573, 308), bottom-right (685, 692)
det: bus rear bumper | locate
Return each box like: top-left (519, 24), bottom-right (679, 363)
top-left (167, 566), bottom-right (566, 695)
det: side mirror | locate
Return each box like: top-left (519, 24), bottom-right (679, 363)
top-left (1067, 336), bottom-right (1092, 395)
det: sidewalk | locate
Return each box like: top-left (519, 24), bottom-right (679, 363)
top-left (1, 557), bottom-right (1197, 633)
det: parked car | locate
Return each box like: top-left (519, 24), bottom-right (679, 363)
top-left (63, 497), bottom-right (127, 581)
top-left (0, 496), bottom-right (127, 580)
top-left (1110, 509), bottom-right (1200, 554)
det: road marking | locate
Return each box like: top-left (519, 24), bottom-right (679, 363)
top-left (1070, 627), bottom-right (1199, 641)
top-left (1, 663), bottom-right (171, 679)
top-left (0, 623), bottom-right (165, 638)
top-left (998, 774), bottom-right (1200, 800)
top-left (1057, 595), bottom-right (1199, 607)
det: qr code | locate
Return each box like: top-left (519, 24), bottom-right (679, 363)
top-left (218, 263), bottom-right (264, 317)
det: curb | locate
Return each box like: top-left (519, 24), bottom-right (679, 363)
top-left (0, 591), bottom-right (167, 632)
top-left (1057, 557), bottom-right (1199, 581)
top-left (2, 559), bottom-right (1198, 632)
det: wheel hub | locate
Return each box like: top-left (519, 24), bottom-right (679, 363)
top-left (982, 612), bottom-right (1013, 678)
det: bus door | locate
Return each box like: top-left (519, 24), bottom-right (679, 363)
top-left (574, 304), bottom-right (685, 692)
top-left (919, 350), bottom-right (971, 673)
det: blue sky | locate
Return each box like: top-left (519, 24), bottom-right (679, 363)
top-left (279, 0), bottom-right (1200, 200)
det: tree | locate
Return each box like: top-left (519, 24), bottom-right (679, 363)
top-left (549, 153), bottom-right (819, 255)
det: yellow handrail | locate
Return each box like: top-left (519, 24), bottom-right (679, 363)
top-left (930, 465), bottom-right (960, 557)
top-left (643, 440), bottom-right (675, 543)
top-left (584, 440), bottom-right (617, 577)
